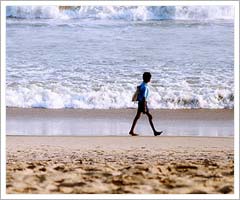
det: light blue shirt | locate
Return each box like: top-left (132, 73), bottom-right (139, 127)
top-left (137, 82), bottom-right (149, 102)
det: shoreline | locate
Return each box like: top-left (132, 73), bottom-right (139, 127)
top-left (6, 108), bottom-right (234, 137)
top-left (7, 107), bottom-right (234, 116)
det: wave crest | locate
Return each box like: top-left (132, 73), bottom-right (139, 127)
top-left (6, 6), bottom-right (234, 21)
top-left (6, 85), bottom-right (234, 109)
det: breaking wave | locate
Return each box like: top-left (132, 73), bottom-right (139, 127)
top-left (6, 84), bottom-right (234, 109)
top-left (6, 6), bottom-right (234, 21)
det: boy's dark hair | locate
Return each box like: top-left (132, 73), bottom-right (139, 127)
top-left (143, 72), bottom-right (151, 82)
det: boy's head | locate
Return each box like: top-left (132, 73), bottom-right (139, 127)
top-left (143, 72), bottom-right (151, 83)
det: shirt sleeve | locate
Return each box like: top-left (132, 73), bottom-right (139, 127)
top-left (143, 86), bottom-right (149, 99)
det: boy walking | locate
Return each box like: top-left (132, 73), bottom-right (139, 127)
top-left (129, 72), bottom-right (162, 136)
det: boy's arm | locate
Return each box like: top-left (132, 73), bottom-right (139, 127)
top-left (143, 97), bottom-right (147, 113)
top-left (142, 86), bottom-right (148, 113)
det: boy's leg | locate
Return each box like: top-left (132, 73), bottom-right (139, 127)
top-left (146, 112), bottom-right (162, 136)
top-left (129, 111), bottom-right (141, 135)
top-left (146, 112), bottom-right (156, 132)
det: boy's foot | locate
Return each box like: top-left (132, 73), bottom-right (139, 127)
top-left (154, 131), bottom-right (163, 136)
top-left (129, 132), bottom-right (139, 136)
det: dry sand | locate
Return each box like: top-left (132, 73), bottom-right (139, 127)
top-left (6, 136), bottom-right (234, 194)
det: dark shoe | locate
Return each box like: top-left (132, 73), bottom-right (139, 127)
top-left (154, 131), bottom-right (163, 136)
top-left (129, 132), bottom-right (139, 136)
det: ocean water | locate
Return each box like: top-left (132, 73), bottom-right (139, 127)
top-left (6, 6), bottom-right (234, 109)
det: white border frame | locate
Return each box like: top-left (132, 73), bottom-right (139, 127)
top-left (1, 1), bottom-right (239, 199)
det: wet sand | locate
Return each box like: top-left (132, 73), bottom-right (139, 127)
top-left (7, 107), bottom-right (233, 120)
top-left (6, 136), bottom-right (234, 194)
top-left (6, 108), bottom-right (234, 136)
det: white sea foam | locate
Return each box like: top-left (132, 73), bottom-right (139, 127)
top-left (6, 6), bottom-right (234, 21)
top-left (6, 6), bottom-right (234, 110)
top-left (6, 83), bottom-right (234, 109)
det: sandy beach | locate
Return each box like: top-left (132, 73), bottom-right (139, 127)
top-left (6, 136), bottom-right (234, 194)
